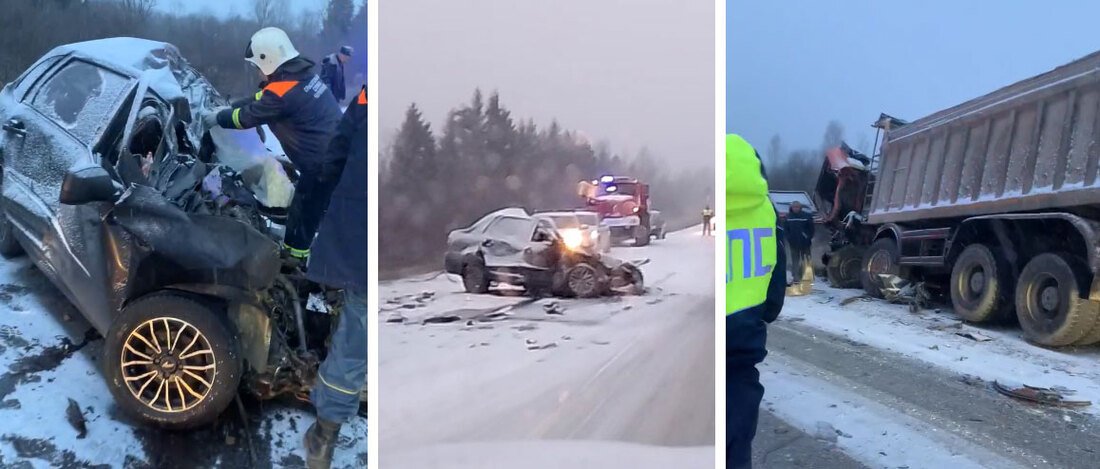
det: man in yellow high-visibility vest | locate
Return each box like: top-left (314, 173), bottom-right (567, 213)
top-left (726, 134), bottom-right (786, 469)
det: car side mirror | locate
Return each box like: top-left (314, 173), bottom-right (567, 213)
top-left (60, 166), bottom-right (117, 205)
top-left (533, 229), bottom-right (551, 243)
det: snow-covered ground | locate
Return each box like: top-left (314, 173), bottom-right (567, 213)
top-left (759, 284), bottom-right (1100, 468)
top-left (0, 257), bottom-right (366, 468)
top-left (379, 226), bottom-right (716, 468)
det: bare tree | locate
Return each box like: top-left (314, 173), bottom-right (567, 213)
top-left (821, 120), bottom-right (845, 152)
top-left (252, 0), bottom-right (289, 27)
top-left (767, 134), bottom-right (783, 163)
top-left (118, 0), bottom-right (157, 17)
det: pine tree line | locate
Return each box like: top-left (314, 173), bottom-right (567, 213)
top-left (380, 89), bottom-right (714, 272)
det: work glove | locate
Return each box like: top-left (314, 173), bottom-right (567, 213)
top-left (201, 107), bottom-right (227, 130)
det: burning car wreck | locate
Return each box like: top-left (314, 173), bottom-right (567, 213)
top-left (0, 38), bottom-right (362, 429)
top-left (444, 208), bottom-right (645, 298)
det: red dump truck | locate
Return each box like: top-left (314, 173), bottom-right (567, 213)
top-left (816, 51), bottom-right (1100, 347)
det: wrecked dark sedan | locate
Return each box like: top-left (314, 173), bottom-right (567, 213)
top-left (0, 38), bottom-right (359, 429)
top-left (444, 208), bottom-right (644, 298)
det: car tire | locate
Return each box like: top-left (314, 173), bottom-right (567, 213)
top-left (567, 263), bottom-right (607, 298)
top-left (462, 261), bottom-right (489, 294)
top-left (1015, 253), bottom-right (1099, 346)
top-left (826, 245), bottom-right (863, 289)
top-left (104, 293), bottom-right (241, 429)
top-left (0, 205), bottom-right (23, 259)
top-left (634, 226), bottom-right (650, 247)
top-left (860, 238), bottom-right (900, 298)
top-left (949, 243), bottom-right (1011, 323)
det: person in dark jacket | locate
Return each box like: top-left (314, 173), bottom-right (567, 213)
top-left (784, 201), bottom-right (815, 288)
top-left (320, 45), bottom-right (352, 102)
top-left (727, 134), bottom-right (786, 469)
top-left (301, 85), bottom-right (366, 469)
top-left (202, 27), bottom-right (344, 266)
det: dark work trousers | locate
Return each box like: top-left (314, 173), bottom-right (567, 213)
top-left (703, 216), bottom-right (713, 236)
top-left (285, 168), bottom-right (342, 253)
top-left (789, 245), bottom-right (811, 283)
top-left (727, 305), bottom-right (768, 469)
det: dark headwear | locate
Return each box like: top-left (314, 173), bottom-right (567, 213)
top-left (339, 45), bottom-right (354, 56)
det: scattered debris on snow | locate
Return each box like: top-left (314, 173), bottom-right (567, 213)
top-left (992, 381), bottom-right (1092, 408)
top-left (957, 331), bottom-right (993, 342)
top-left (65, 398), bottom-right (86, 439)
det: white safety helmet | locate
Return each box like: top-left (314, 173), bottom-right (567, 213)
top-left (244, 27), bottom-right (300, 76)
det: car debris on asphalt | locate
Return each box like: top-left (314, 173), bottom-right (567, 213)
top-left (992, 381), bottom-right (1092, 408)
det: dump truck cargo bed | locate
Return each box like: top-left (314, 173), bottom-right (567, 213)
top-left (870, 51), bottom-right (1100, 224)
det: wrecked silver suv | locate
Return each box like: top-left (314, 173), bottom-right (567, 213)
top-left (444, 208), bottom-right (644, 297)
top-left (0, 39), bottom-right (358, 429)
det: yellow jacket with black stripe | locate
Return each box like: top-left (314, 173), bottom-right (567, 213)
top-left (726, 134), bottom-right (786, 319)
top-left (215, 56), bottom-right (343, 175)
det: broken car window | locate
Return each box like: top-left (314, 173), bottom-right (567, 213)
top-left (485, 216), bottom-right (533, 240)
top-left (30, 60), bottom-right (130, 143)
top-left (12, 56), bottom-right (62, 101)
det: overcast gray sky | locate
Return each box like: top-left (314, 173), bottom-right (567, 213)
top-left (381, 0), bottom-right (714, 169)
top-left (729, 0), bottom-right (1100, 158)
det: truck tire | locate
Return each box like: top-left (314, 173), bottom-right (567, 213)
top-left (1015, 253), bottom-right (1099, 346)
top-left (104, 293), bottom-right (241, 429)
top-left (827, 245), bottom-right (863, 289)
top-left (462, 262), bottom-right (490, 294)
top-left (1073, 311), bottom-right (1100, 345)
top-left (634, 226), bottom-right (650, 247)
top-left (861, 238), bottom-right (900, 298)
top-left (949, 243), bottom-right (1011, 323)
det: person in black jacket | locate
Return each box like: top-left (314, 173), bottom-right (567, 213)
top-left (320, 45), bottom-right (352, 103)
top-left (785, 201), bottom-right (815, 288)
top-left (301, 85), bottom-right (366, 469)
top-left (202, 27), bottom-right (344, 267)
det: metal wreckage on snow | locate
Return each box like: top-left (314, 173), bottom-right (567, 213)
top-left (0, 38), bottom-right (363, 428)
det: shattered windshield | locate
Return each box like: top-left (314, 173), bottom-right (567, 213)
top-left (574, 213), bottom-right (599, 226)
top-left (547, 215), bottom-right (580, 229)
top-left (598, 181), bottom-right (636, 196)
top-left (30, 60), bottom-right (130, 143)
top-left (485, 216), bottom-right (533, 239)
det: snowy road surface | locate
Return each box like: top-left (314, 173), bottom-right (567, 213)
top-left (0, 257), bottom-right (366, 468)
top-left (756, 285), bottom-right (1100, 468)
top-left (379, 226), bottom-right (715, 468)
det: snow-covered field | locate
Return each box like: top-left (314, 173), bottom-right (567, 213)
top-left (379, 226), bottom-right (716, 468)
top-left (0, 257), bottom-right (366, 468)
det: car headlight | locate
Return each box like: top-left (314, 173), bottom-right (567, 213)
top-left (561, 228), bottom-right (584, 250)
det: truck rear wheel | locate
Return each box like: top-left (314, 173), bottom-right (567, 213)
top-left (826, 245), bottom-right (863, 289)
top-left (950, 243), bottom-right (1011, 323)
top-left (861, 238), bottom-right (899, 298)
top-left (1015, 253), bottom-right (1099, 346)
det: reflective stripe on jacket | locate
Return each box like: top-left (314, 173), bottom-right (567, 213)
top-left (726, 134), bottom-right (778, 315)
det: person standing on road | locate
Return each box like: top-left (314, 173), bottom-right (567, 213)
top-left (202, 27), bottom-right (344, 267)
top-left (702, 205), bottom-right (714, 236)
top-left (320, 45), bottom-right (353, 103)
top-left (726, 134), bottom-right (786, 469)
top-left (301, 85), bottom-right (367, 469)
top-left (785, 201), bottom-right (815, 291)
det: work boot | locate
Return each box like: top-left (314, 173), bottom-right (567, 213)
top-left (303, 418), bottom-right (341, 469)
